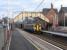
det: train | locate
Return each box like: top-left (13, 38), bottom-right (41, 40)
top-left (15, 17), bottom-right (51, 33)
top-left (23, 23), bottom-right (41, 33)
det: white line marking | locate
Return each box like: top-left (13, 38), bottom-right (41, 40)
top-left (7, 32), bottom-right (12, 50)
top-left (23, 35), bottom-right (41, 50)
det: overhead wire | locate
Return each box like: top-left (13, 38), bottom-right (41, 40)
top-left (34, 0), bottom-right (45, 11)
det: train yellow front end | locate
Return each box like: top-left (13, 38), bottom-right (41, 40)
top-left (33, 23), bottom-right (41, 32)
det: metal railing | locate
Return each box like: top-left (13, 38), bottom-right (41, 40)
top-left (0, 27), bottom-right (4, 50)
top-left (0, 25), bottom-right (12, 50)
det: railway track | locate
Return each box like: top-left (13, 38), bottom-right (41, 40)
top-left (31, 32), bottom-right (67, 50)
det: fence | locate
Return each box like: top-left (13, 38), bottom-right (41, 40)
top-left (0, 24), bottom-right (11, 50)
top-left (0, 27), bottom-right (4, 50)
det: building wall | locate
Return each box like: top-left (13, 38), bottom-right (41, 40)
top-left (58, 8), bottom-right (67, 26)
top-left (47, 9), bottom-right (56, 23)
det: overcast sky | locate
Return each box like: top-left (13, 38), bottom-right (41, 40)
top-left (0, 0), bottom-right (67, 18)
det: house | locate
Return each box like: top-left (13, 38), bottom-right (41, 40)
top-left (42, 3), bottom-right (58, 29)
top-left (59, 5), bottom-right (67, 26)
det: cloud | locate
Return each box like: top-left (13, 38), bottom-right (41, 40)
top-left (0, 0), bottom-right (67, 18)
top-left (33, 0), bottom-right (42, 3)
top-left (62, 0), bottom-right (67, 6)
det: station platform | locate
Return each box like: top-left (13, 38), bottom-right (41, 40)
top-left (41, 30), bottom-right (67, 37)
top-left (9, 29), bottom-right (37, 50)
top-left (17, 28), bottom-right (63, 50)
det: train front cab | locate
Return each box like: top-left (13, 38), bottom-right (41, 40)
top-left (33, 23), bottom-right (42, 33)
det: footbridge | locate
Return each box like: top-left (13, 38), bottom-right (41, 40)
top-left (14, 11), bottom-right (49, 23)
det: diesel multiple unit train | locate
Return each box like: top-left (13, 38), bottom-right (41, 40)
top-left (23, 23), bottom-right (41, 32)
top-left (15, 17), bottom-right (51, 33)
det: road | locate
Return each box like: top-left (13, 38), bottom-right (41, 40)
top-left (9, 30), bottom-right (37, 50)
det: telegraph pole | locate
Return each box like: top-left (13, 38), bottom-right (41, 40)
top-left (64, 15), bottom-right (65, 27)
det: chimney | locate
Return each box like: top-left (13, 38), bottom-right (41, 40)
top-left (61, 5), bottom-right (63, 10)
top-left (51, 3), bottom-right (53, 9)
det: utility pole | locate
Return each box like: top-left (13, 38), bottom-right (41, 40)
top-left (64, 15), bottom-right (65, 27)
